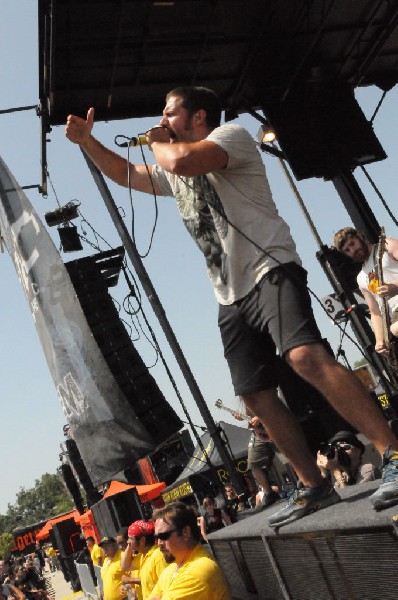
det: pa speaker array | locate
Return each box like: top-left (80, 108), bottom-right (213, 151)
top-left (65, 250), bottom-right (182, 445)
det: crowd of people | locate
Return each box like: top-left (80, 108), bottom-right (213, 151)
top-left (85, 427), bottom-right (381, 599)
top-left (0, 543), bottom-right (56, 600)
top-left (90, 503), bottom-right (231, 600)
top-left (0, 429), bottom-right (383, 600)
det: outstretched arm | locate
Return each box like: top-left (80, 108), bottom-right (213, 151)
top-left (65, 108), bottom-right (161, 194)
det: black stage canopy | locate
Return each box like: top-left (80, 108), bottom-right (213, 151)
top-left (162, 421), bottom-right (252, 503)
top-left (38, 0), bottom-right (398, 126)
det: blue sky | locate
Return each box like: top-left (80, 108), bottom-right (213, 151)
top-left (0, 1), bottom-right (397, 514)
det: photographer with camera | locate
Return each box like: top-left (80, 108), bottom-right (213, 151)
top-left (317, 431), bottom-right (380, 489)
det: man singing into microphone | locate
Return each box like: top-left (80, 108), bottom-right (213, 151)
top-left (65, 86), bottom-right (398, 525)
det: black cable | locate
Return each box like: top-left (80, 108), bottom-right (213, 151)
top-left (360, 166), bottom-right (398, 227)
top-left (370, 90), bottom-right (387, 124)
top-left (121, 261), bottom-right (212, 447)
top-left (126, 136), bottom-right (159, 258)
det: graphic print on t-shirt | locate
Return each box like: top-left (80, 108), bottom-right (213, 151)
top-left (175, 175), bottom-right (228, 284)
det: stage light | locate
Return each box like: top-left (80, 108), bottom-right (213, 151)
top-left (45, 200), bottom-right (80, 227)
top-left (58, 224), bottom-right (83, 252)
top-left (257, 122), bottom-right (276, 143)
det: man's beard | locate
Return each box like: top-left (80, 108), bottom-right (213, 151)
top-left (160, 548), bottom-right (175, 563)
top-left (354, 238), bottom-right (371, 263)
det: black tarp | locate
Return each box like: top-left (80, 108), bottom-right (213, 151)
top-left (0, 154), bottom-right (181, 484)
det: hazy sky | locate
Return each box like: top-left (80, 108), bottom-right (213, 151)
top-left (0, 1), bottom-right (397, 514)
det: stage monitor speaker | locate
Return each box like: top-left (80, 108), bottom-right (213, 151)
top-left (50, 518), bottom-right (86, 557)
top-left (65, 251), bottom-right (182, 446)
top-left (91, 488), bottom-right (143, 539)
top-left (261, 81), bottom-right (386, 180)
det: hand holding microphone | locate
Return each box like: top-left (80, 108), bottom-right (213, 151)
top-left (115, 125), bottom-right (174, 149)
top-left (145, 125), bottom-right (174, 149)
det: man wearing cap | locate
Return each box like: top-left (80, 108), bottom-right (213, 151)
top-left (317, 431), bottom-right (380, 489)
top-left (121, 521), bottom-right (169, 600)
top-left (150, 502), bottom-right (231, 600)
top-left (100, 537), bottom-right (128, 600)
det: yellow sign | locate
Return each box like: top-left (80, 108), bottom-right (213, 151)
top-left (162, 459), bottom-right (249, 503)
top-left (162, 481), bottom-right (193, 503)
top-left (377, 393), bottom-right (390, 409)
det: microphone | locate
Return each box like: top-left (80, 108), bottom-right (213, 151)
top-left (117, 135), bottom-right (148, 148)
top-left (335, 303), bottom-right (370, 320)
top-left (335, 305), bottom-right (357, 320)
top-left (115, 126), bottom-right (174, 149)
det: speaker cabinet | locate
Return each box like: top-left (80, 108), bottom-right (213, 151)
top-left (91, 488), bottom-right (143, 539)
top-left (50, 518), bottom-right (86, 557)
top-left (261, 81), bottom-right (386, 181)
top-left (65, 252), bottom-right (182, 445)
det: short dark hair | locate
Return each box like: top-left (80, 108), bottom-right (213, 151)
top-left (166, 86), bottom-right (222, 128)
top-left (86, 536), bottom-right (95, 544)
top-left (153, 502), bottom-right (201, 543)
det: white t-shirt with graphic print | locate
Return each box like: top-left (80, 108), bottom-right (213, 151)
top-left (151, 123), bottom-right (301, 305)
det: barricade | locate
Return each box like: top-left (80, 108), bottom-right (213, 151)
top-left (94, 564), bottom-right (103, 598)
top-left (74, 562), bottom-right (98, 600)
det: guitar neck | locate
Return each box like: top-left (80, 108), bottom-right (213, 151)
top-left (377, 229), bottom-right (393, 348)
top-left (215, 401), bottom-right (250, 422)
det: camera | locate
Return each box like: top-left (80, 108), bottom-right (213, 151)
top-left (319, 443), bottom-right (351, 469)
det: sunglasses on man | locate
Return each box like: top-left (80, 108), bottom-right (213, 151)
top-left (154, 528), bottom-right (178, 541)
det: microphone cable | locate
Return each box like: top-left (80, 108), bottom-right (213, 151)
top-left (126, 134), bottom-right (159, 258)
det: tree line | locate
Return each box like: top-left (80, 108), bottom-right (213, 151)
top-left (0, 472), bottom-right (74, 536)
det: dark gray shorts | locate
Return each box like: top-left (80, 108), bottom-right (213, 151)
top-left (247, 434), bottom-right (275, 470)
top-left (218, 262), bottom-right (322, 395)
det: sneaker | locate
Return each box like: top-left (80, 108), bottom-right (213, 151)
top-left (369, 446), bottom-right (398, 510)
top-left (252, 490), bottom-right (279, 513)
top-left (267, 480), bottom-right (341, 528)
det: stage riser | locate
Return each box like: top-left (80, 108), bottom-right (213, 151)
top-left (210, 526), bottom-right (398, 600)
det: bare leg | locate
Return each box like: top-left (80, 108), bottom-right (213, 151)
top-left (286, 343), bottom-right (398, 456)
top-left (242, 388), bottom-right (324, 488)
top-left (251, 465), bottom-right (272, 494)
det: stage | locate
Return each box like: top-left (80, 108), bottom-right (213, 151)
top-left (208, 480), bottom-right (398, 600)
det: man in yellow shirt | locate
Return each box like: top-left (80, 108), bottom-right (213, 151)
top-left (149, 502), bottom-right (231, 600)
top-left (87, 536), bottom-right (105, 567)
top-left (46, 545), bottom-right (58, 572)
top-left (121, 520), bottom-right (169, 600)
top-left (100, 536), bottom-right (128, 600)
